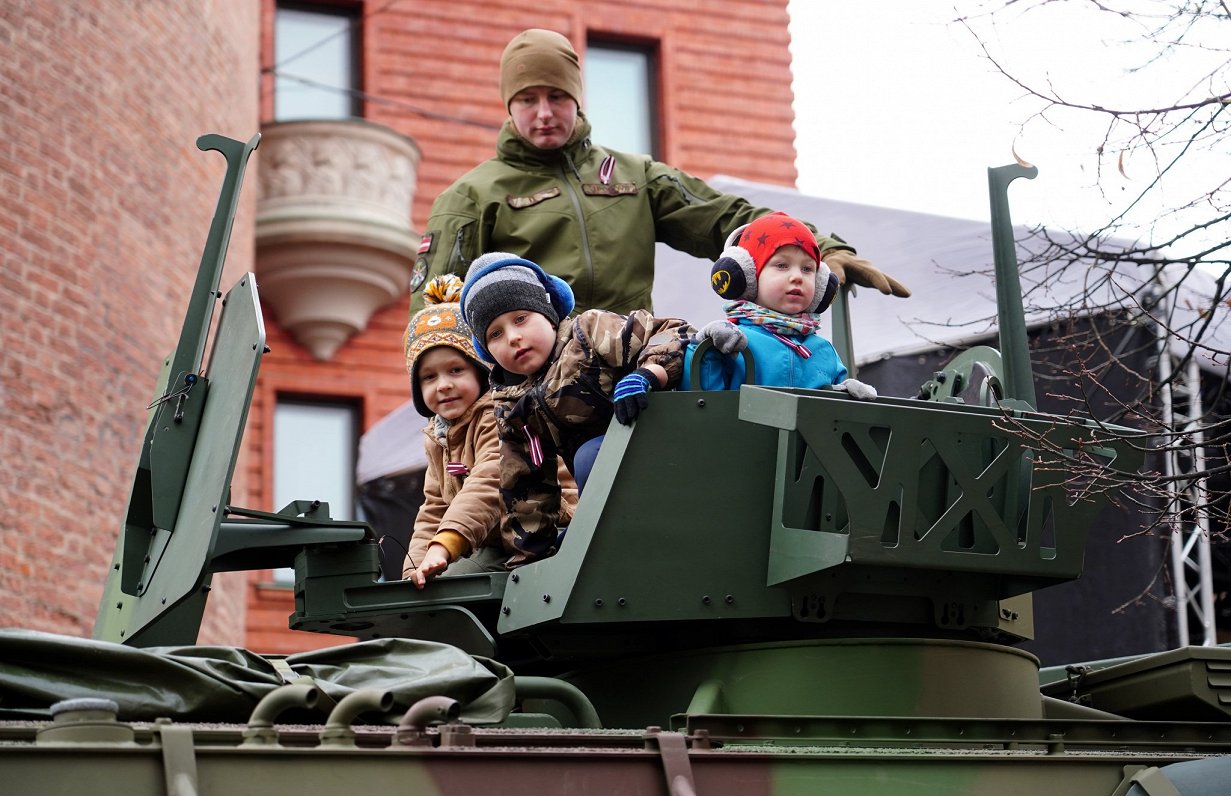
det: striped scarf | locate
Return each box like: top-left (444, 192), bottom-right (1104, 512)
top-left (723, 300), bottom-right (821, 358)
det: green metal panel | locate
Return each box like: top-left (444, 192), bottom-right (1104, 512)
top-left (94, 134), bottom-right (262, 646)
top-left (737, 386), bottom-right (1143, 598)
top-left (498, 389), bottom-right (791, 638)
top-left (1040, 646), bottom-right (1231, 721)
top-left (95, 276), bottom-right (265, 646)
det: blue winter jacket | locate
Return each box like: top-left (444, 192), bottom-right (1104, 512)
top-left (681, 320), bottom-right (848, 391)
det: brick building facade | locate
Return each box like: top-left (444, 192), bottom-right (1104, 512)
top-left (1, 1), bottom-right (259, 645)
top-left (2, 0), bottom-right (806, 652)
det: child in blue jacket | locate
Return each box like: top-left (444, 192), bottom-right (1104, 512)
top-left (682, 211), bottom-right (876, 398)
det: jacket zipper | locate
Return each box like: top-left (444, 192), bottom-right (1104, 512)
top-left (449, 227), bottom-right (466, 270)
top-left (665, 174), bottom-right (701, 205)
top-left (560, 151), bottom-right (594, 307)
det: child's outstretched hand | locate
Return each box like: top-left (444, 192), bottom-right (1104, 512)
top-left (613, 368), bottom-right (656, 425)
top-left (833, 378), bottom-right (878, 400)
top-left (409, 543), bottom-right (450, 589)
top-left (696, 319), bottom-right (748, 354)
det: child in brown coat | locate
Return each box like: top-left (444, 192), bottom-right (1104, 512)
top-left (401, 276), bottom-right (504, 587)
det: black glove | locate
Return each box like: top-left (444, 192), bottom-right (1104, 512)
top-left (613, 368), bottom-right (656, 425)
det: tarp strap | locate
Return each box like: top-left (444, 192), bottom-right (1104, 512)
top-left (269, 656), bottom-right (302, 684)
top-left (159, 724), bottom-right (200, 796)
top-left (645, 730), bottom-right (696, 796)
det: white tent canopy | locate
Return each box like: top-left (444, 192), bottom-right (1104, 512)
top-left (658, 176), bottom-right (1130, 364)
top-left (356, 398), bottom-right (427, 485)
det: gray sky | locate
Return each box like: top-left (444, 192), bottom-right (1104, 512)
top-left (787, 1), bottom-right (1227, 256)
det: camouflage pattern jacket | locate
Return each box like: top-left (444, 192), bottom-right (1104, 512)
top-left (491, 309), bottom-right (695, 566)
top-left (410, 114), bottom-right (853, 316)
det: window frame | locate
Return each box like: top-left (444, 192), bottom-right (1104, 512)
top-left (273, 1), bottom-right (363, 121)
top-left (265, 393), bottom-right (362, 586)
top-left (584, 36), bottom-right (662, 159)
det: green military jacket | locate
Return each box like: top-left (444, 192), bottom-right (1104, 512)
top-left (411, 115), bottom-right (851, 317)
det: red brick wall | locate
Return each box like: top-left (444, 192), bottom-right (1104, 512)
top-left (0, 1), bottom-right (259, 645)
top-left (244, 0), bottom-right (799, 653)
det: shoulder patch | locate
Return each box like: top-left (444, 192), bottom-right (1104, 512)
top-left (417, 232), bottom-right (433, 255)
top-left (506, 187), bottom-right (561, 209)
top-left (409, 258), bottom-right (428, 292)
top-left (582, 183), bottom-right (639, 196)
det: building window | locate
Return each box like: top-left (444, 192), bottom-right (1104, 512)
top-left (270, 398), bottom-right (359, 584)
top-left (584, 40), bottom-right (659, 157)
top-left (274, 3), bottom-right (360, 121)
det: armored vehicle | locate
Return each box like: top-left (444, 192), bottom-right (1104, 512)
top-left (2, 134), bottom-right (1229, 795)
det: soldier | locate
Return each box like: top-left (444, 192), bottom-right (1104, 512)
top-left (411, 28), bottom-right (909, 318)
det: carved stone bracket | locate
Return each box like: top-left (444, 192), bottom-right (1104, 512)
top-left (255, 119), bottom-right (421, 360)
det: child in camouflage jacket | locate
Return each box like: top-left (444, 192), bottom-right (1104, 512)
top-left (459, 252), bottom-right (696, 566)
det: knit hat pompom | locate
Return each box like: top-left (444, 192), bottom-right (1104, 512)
top-left (709, 212), bottom-right (838, 314)
top-left (421, 272), bottom-right (464, 305)
top-left (500, 28), bottom-right (583, 110)
top-left (460, 252), bottom-right (575, 363)
top-left (404, 274), bottom-right (489, 417)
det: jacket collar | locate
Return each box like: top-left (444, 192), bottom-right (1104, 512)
top-left (424, 392), bottom-right (493, 444)
top-left (496, 113), bottom-right (594, 172)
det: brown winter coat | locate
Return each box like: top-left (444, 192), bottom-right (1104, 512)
top-left (403, 393), bottom-right (503, 577)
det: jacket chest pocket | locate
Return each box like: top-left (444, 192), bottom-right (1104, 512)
top-left (506, 187), bottom-right (561, 209)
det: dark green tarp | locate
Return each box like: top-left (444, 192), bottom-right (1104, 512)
top-left (0, 629), bottom-right (512, 723)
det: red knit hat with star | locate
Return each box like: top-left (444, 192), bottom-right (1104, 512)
top-left (709, 211), bottom-right (838, 314)
top-left (738, 211), bottom-right (820, 276)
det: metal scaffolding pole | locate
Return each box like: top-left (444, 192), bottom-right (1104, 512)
top-left (1157, 315), bottom-right (1217, 647)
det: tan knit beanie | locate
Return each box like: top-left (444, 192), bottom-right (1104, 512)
top-left (499, 28), bottom-right (583, 110)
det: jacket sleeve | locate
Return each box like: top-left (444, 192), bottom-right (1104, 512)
top-left (404, 436), bottom-right (447, 578)
top-left (557, 459), bottom-right (578, 527)
top-left (642, 160), bottom-right (855, 259)
top-left (435, 404), bottom-right (503, 557)
top-left (409, 185), bottom-right (483, 315)
top-left (577, 309), bottom-right (696, 390)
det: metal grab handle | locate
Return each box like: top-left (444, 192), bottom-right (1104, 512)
top-left (688, 335), bottom-right (756, 389)
top-left (987, 162), bottom-right (1038, 408)
top-left (170, 133), bottom-right (261, 384)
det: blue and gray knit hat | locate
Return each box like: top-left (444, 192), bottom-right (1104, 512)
top-left (460, 252), bottom-right (575, 362)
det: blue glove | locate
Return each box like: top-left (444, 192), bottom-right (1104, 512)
top-left (613, 368), bottom-right (656, 425)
